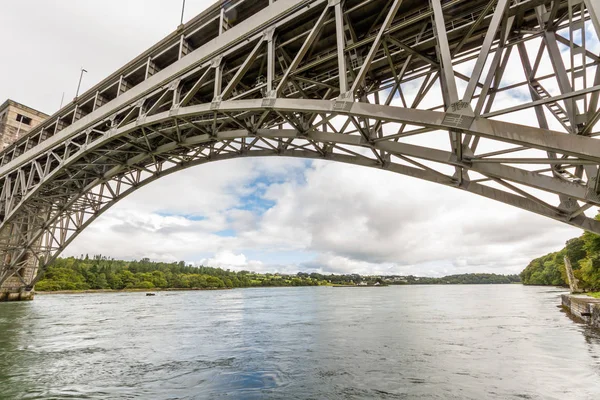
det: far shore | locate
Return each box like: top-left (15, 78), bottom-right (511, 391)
top-left (35, 283), bottom-right (529, 296)
top-left (35, 287), bottom-right (232, 295)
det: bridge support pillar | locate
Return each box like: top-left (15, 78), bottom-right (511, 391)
top-left (0, 286), bottom-right (35, 302)
top-left (0, 259), bottom-right (37, 302)
top-left (0, 224), bottom-right (38, 302)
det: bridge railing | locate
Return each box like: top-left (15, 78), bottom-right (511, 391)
top-left (0, 0), bottom-right (277, 167)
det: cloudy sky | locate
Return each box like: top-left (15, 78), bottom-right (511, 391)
top-left (0, 1), bottom-right (589, 276)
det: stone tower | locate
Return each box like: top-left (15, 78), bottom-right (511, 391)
top-left (0, 100), bottom-right (48, 301)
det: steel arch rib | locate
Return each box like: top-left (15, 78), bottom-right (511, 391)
top-left (4, 99), bottom-right (600, 180)
top-left (3, 109), bottom-right (600, 288)
top-left (3, 99), bottom-right (600, 231)
top-left (2, 100), bottom-right (600, 282)
top-left (13, 149), bottom-right (600, 290)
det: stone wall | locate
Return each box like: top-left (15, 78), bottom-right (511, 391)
top-left (0, 99), bottom-right (48, 150)
top-left (0, 288), bottom-right (34, 301)
top-left (0, 222), bottom-right (39, 302)
top-left (0, 100), bottom-right (48, 301)
top-left (0, 253), bottom-right (38, 302)
top-left (562, 294), bottom-right (600, 329)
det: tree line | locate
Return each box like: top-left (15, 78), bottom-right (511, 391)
top-left (36, 256), bottom-right (323, 291)
top-left (35, 256), bottom-right (523, 292)
top-left (520, 226), bottom-right (600, 290)
top-left (399, 274), bottom-right (521, 285)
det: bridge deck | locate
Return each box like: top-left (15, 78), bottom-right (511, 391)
top-left (0, 0), bottom-right (550, 168)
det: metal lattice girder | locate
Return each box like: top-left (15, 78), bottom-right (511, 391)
top-left (3, 0), bottom-right (600, 290)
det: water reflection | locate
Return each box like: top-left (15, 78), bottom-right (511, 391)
top-left (0, 286), bottom-right (598, 399)
top-left (560, 306), bottom-right (600, 376)
top-left (0, 302), bottom-right (37, 398)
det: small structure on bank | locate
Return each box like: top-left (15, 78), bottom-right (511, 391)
top-left (562, 256), bottom-right (600, 329)
top-left (563, 256), bottom-right (582, 294)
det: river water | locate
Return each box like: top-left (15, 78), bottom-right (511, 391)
top-left (0, 285), bottom-right (599, 399)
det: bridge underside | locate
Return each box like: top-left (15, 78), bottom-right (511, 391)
top-left (2, 0), bottom-right (600, 297)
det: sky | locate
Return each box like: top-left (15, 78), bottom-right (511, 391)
top-left (0, 0), bottom-right (591, 276)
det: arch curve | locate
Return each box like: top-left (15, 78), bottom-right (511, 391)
top-left (3, 99), bottom-right (600, 230)
top-left (2, 99), bottom-right (600, 288)
top-left (5, 148), bottom-right (586, 289)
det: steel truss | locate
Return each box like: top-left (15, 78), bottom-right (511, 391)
top-left (2, 0), bottom-right (600, 290)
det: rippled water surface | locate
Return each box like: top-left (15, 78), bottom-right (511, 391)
top-left (1, 285), bottom-right (600, 399)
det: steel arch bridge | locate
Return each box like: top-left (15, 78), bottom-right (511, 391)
top-left (2, 0), bottom-right (600, 297)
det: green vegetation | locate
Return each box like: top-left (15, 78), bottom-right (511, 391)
top-left (36, 256), bottom-right (325, 292)
top-left (521, 224), bottom-right (600, 291)
top-left (35, 256), bottom-right (522, 292)
top-left (397, 273), bottom-right (521, 285)
top-left (587, 292), bottom-right (600, 299)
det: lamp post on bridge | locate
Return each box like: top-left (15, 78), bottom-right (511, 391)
top-left (74, 67), bottom-right (88, 102)
top-left (178, 0), bottom-right (186, 30)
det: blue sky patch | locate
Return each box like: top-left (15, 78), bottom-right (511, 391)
top-left (157, 212), bottom-right (206, 221)
top-left (215, 229), bottom-right (237, 237)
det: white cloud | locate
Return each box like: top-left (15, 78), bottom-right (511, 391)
top-left (199, 251), bottom-right (264, 272)
top-left (64, 157), bottom-right (581, 276)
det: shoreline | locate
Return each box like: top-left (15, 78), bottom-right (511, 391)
top-left (35, 287), bottom-right (232, 295)
top-left (35, 282), bottom-right (523, 296)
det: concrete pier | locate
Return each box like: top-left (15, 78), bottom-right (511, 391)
top-left (0, 288), bottom-right (34, 302)
top-left (562, 294), bottom-right (600, 329)
top-left (0, 248), bottom-right (39, 302)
